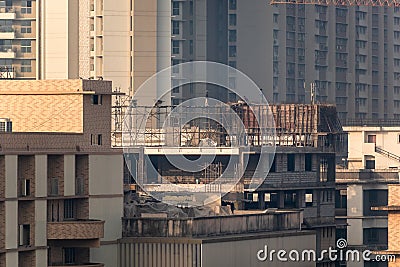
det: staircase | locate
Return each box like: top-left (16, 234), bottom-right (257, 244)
top-left (375, 146), bottom-right (400, 162)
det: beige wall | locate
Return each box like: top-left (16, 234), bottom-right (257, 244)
top-left (202, 234), bottom-right (316, 267)
top-left (89, 155), bottom-right (123, 267)
top-left (0, 80), bottom-right (86, 133)
top-left (118, 233), bottom-right (316, 267)
top-left (64, 155), bottom-right (75, 196)
top-left (40, 0), bottom-right (79, 79)
top-left (345, 126), bottom-right (400, 169)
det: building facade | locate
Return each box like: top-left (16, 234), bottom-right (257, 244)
top-left (335, 125), bottom-right (400, 267)
top-left (235, 0), bottom-right (400, 121)
top-left (119, 211), bottom-right (316, 267)
top-left (123, 103), bottom-right (346, 267)
top-left (0, 80), bottom-right (123, 267)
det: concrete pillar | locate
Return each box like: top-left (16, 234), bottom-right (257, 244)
top-left (278, 191), bottom-right (285, 208)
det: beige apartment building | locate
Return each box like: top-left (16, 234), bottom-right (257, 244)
top-left (335, 124), bottom-right (400, 267)
top-left (0, 80), bottom-right (123, 267)
top-left (0, 0), bottom-right (170, 97)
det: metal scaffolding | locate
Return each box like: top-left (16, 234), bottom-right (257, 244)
top-left (114, 100), bottom-right (346, 152)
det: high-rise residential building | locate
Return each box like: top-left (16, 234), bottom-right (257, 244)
top-left (0, 80), bottom-right (123, 267)
top-left (235, 0), bottom-right (400, 121)
top-left (0, 0), bottom-right (232, 103)
top-left (0, 0), bottom-right (170, 99)
top-left (170, 0), bottom-right (230, 103)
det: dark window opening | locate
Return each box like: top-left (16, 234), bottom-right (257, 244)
top-left (64, 248), bottom-right (76, 264)
top-left (64, 199), bottom-right (75, 220)
top-left (91, 94), bottom-right (102, 105)
top-left (287, 154), bottom-right (295, 172)
top-left (367, 134), bottom-right (376, 143)
top-left (270, 156), bottom-right (276, 172)
top-left (19, 224), bottom-right (30, 246)
top-left (365, 159), bottom-right (375, 169)
top-left (305, 154), bottom-right (312, 171)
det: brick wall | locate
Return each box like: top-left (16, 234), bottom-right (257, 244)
top-left (0, 253), bottom-right (5, 267)
top-left (389, 185), bottom-right (400, 206)
top-left (18, 250), bottom-right (35, 267)
top-left (18, 201), bottom-right (35, 246)
top-left (0, 79), bottom-right (112, 134)
top-left (388, 212), bottom-right (400, 252)
top-left (47, 155), bottom-right (64, 196)
top-left (0, 157), bottom-right (4, 199)
top-left (0, 203), bottom-right (4, 250)
top-left (47, 220), bottom-right (104, 239)
top-left (76, 155), bottom-right (89, 195)
top-left (47, 200), bottom-right (64, 222)
top-left (48, 246), bottom-right (90, 265)
top-left (17, 156), bottom-right (35, 197)
top-left (75, 199), bottom-right (89, 220)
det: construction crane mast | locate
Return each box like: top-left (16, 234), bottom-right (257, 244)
top-left (270, 0), bottom-right (400, 6)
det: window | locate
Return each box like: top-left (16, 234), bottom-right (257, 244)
top-left (172, 87), bottom-right (179, 94)
top-left (229, 14), bottom-right (237, 26)
top-left (172, 21), bottom-right (179, 35)
top-left (21, 40), bottom-right (31, 53)
top-left (20, 20), bottom-right (31, 34)
top-left (172, 59), bottom-right (179, 74)
top-left (91, 134), bottom-right (103, 146)
top-left (229, 30), bottom-right (237, 42)
top-left (64, 199), bottom-right (75, 220)
top-left (320, 158), bottom-right (328, 182)
top-left (367, 135), bottom-right (376, 143)
top-left (356, 40), bottom-right (366, 48)
top-left (64, 248), bottom-right (76, 264)
top-left (20, 179), bottom-right (30, 197)
top-left (172, 40), bottom-right (179, 54)
top-left (19, 225), bottom-right (30, 246)
top-left (305, 192), bottom-right (313, 207)
top-left (365, 156), bottom-right (375, 169)
top-left (172, 98), bottom-right (180, 106)
top-left (172, 2), bottom-right (179, 16)
top-left (21, 0), bottom-right (32, 14)
top-left (76, 177), bottom-right (84, 195)
top-left (91, 94), bottom-right (102, 105)
top-left (189, 20), bottom-right (194, 35)
top-left (356, 26), bottom-right (367, 35)
top-left (189, 40), bottom-right (193, 55)
top-left (287, 154), bottom-right (295, 172)
top-left (50, 177), bottom-right (59, 196)
top-left (229, 45), bottom-right (236, 57)
top-left (20, 59), bottom-right (31, 72)
top-left (229, 0), bottom-right (237, 10)
top-left (305, 154), bottom-right (312, 171)
top-left (336, 7), bottom-right (347, 17)
top-left (189, 1), bottom-right (193, 15)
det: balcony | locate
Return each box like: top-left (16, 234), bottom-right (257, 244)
top-left (0, 66), bottom-right (14, 78)
top-left (47, 220), bottom-right (104, 240)
top-left (0, 46), bottom-right (15, 58)
top-left (49, 263), bottom-right (104, 267)
top-left (0, 27), bottom-right (15, 39)
top-left (0, 7), bottom-right (16, 19)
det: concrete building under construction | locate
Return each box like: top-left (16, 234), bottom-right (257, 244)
top-left (122, 103), bottom-right (347, 267)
